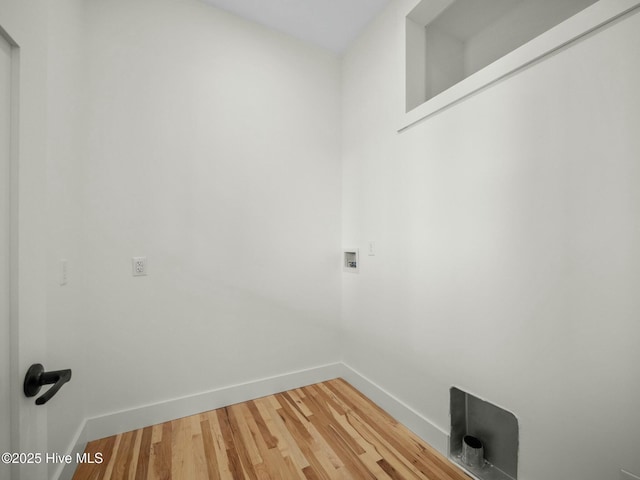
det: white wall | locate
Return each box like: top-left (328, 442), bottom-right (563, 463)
top-left (3, 1), bottom-right (342, 476)
top-left (45, 0), bottom-right (87, 476)
top-left (9, 2), bottom-right (639, 480)
top-left (80, 0), bottom-right (342, 419)
top-left (342, 2), bottom-right (640, 479)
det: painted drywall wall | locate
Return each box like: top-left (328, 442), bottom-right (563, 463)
top-left (342, 1), bottom-right (640, 479)
top-left (44, 0), bottom-right (87, 476)
top-left (81, 0), bottom-right (342, 419)
top-left (0, 0), bottom-right (49, 478)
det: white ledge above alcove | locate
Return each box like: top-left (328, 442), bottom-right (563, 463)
top-left (399, 0), bottom-right (640, 132)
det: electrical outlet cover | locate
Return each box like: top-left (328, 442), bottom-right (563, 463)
top-left (132, 256), bottom-right (147, 276)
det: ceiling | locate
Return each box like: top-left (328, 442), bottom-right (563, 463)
top-left (200, 0), bottom-right (391, 53)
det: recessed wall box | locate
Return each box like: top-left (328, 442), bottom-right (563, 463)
top-left (401, 0), bottom-right (639, 130)
top-left (450, 387), bottom-right (519, 480)
top-left (343, 249), bottom-right (359, 273)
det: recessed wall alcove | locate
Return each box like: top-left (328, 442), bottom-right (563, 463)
top-left (450, 388), bottom-right (519, 480)
top-left (401, 0), bottom-right (640, 130)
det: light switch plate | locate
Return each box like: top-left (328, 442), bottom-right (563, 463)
top-left (59, 259), bottom-right (68, 286)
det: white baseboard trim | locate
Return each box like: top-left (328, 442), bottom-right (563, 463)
top-left (55, 362), bottom-right (448, 480)
top-left (54, 420), bottom-right (88, 480)
top-left (84, 363), bottom-right (344, 443)
top-left (339, 363), bottom-right (449, 455)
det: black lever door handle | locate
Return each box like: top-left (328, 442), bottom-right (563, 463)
top-left (23, 364), bottom-right (72, 405)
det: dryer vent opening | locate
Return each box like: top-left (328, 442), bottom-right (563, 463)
top-left (450, 387), bottom-right (519, 480)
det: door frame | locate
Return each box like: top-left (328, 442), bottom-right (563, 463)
top-left (0, 21), bottom-right (19, 477)
top-left (0, 3), bottom-right (51, 477)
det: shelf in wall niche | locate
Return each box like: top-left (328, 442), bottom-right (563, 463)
top-left (399, 0), bottom-right (640, 132)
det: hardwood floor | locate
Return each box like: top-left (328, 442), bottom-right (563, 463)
top-left (73, 378), bottom-right (470, 480)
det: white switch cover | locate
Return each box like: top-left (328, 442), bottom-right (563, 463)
top-left (59, 259), bottom-right (68, 286)
top-left (132, 257), bottom-right (147, 276)
top-left (367, 241), bottom-right (376, 256)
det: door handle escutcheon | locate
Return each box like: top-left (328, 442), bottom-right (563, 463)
top-left (23, 364), bottom-right (72, 405)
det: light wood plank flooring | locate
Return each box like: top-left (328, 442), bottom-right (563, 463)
top-left (73, 378), bottom-right (470, 480)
